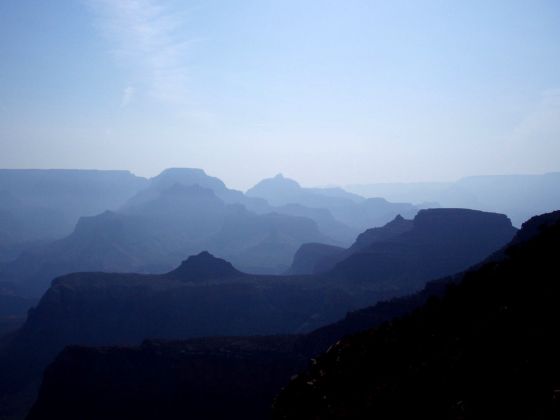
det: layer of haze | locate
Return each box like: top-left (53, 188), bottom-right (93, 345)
top-left (1, 0), bottom-right (559, 190)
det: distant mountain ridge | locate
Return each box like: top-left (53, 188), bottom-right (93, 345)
top-left (273, 210), bottom-right (560, 419)
top-left (247, 174), bottom-right (423, 233)
top-left (289, 214), bottom-right (414, 275)
top-left (347, 172), bottom-right (560, 226)
top-left (0, 173), bottom-right (331, 297)
top-left (289, 209), bottom-right (516, 297)
top-left (23, 210), bottom-right (559, 420)
top-left (0, 168), bottom-right (429, 299)
top-left (247, 174), bottom-right (364, 207)
top-left (0, 208), bottom-right (518, 419)
top-left (0, 169), bottom-right (147, 262)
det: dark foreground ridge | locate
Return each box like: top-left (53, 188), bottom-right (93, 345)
top-left (273, 210), bottom-right (560, 419)
top-left (27, 337), bottom-right (307, 420)
top-left (23, 211), bottom-right (557, 420)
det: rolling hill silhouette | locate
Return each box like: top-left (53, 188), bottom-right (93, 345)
top-left (23, 211), bottom-right (559, 420)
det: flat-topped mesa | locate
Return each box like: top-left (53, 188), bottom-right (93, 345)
top-left (165, 251), bottom-right (243, 282)
top-left (288, 209), bottom-right (516, 277)
top-left (411, 208), bottom-right (514, 236)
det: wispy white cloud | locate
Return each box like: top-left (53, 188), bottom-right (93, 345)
top-left (87, 0), bottom-right (191, 106)
top-left (512, 88), bottom-right (560, 141)
top-left (120, 85), bottom-right (135, 107)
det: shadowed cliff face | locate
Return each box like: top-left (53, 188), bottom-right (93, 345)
top-left (3, 209), bottom-right (516, 370)
top-left (273, 211), bottom-right (560, 420)
top-left (286, 243), bottom-right (345, 275)
top-left (289, 209), bottom-right (517, 296)
top-left (26, 337), bottom-right (308, 420)
top-left (24, 211), bottom-right (559, 420)
top-left (325, 208), bottom-right (516, 291)
top-left (288, 214), bottom-right (414, 275)
top-left (0, 251), bottom-right (357, 414)
top-left (2, 209), bottom-right (517, 419)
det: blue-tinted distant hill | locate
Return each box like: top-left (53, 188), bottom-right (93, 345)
top-left (347, 172), bottom-right (560, 227)
top-left (0, 169), bottom-right (147, 237)
top-left (0, 169), bottom-right (147, 263)
top-left (21, 209), bottom-right (549, 420)
top-left (289, 209), bottom-right (516, 297)
top-left (274, 210), bottom-right (560, 420)
top-left (0, 173), bottom-right (331, 297)
top-left (247, 174), bottom-right (423, 233)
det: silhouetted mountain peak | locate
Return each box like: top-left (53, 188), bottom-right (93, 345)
top-left (251, 174), bottom-right (302, 191)
top-left (150, 168), bottom-right (227, 193)
top-left (273, 210), bottom-right (560, 420)
top-left (166, 251), bottom-right (242, 282)
top-left (350, 213), bottom-right (413, 251)
top-left (511, 210), bottom-right (560, 245)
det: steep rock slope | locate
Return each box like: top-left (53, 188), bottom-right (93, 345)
top-left (287, 243), bottom-right (345, 275)
top-left (0, 252), bottom-right (356, 417)
top-left (289, 214), bottom-right (414, 275)
top-left (290, 209), bottom-right (516, 298)
top-left (24, 211), bottom-right (551, 420)
top-left (326, 208), bottom-right (516, 293)
top-left (27, 337), bottom-right (307, 420)
top-left (273, 211), bottom-right (560, 419)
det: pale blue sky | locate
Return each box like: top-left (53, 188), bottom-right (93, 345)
top-left (1, 0), bottom-right (559, 189)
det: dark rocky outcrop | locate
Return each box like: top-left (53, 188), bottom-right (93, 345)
top-left (0, 253), bottom-right (356, 417)
top-left (0, 284), bottom-right (36, 336)
top-left (27, 337), bottom-right (307, 420)
top-left (290, 214), bottom-right (414, 275)
top-left (273, 211), bottom-right (560, 419)
top-left (22, 210), bottom-right (527, 420)
top-left (289, 209), bottom-right (516, 295)
top-left (21, 210), bottom-right (554, 420)
top-left (165, 251), bottom-right (242, 282)
top-left (325, 208), bottom-right (516, 293)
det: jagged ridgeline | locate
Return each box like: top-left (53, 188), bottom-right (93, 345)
top-left (273, 211), bottom-right (560, 419)
top-left (0, 169), bottom-right (424, 299)
top-left (20, 211), bottom-right (560, 420)
top-left (0, 168), bottom-right (558, 420)
top-left (4, 209), bottom-right (525, 420)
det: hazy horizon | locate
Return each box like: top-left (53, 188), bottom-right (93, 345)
top-left (2, 166), bottom-right (560, 192)
top-left (1, 1), bottom-right (559, 190)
